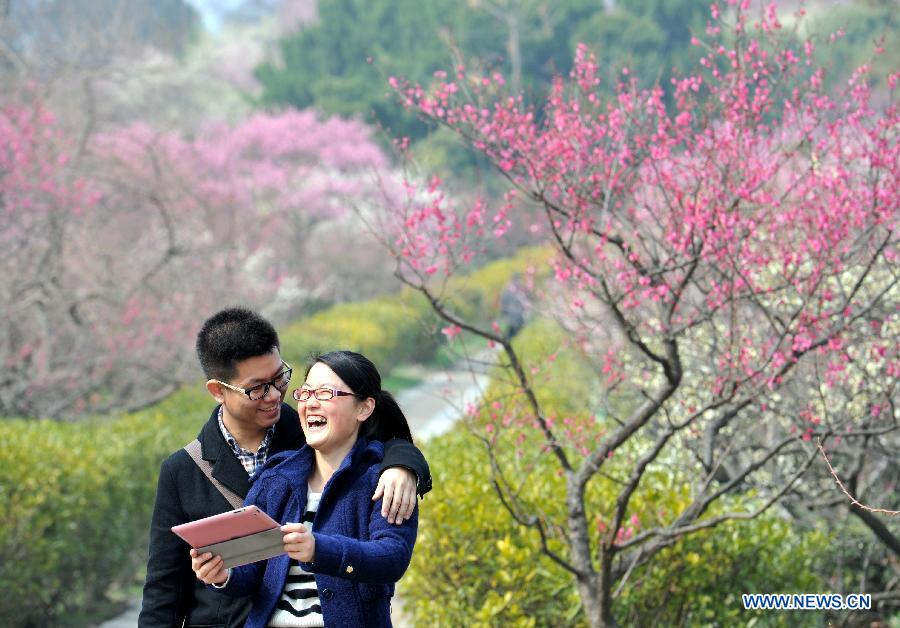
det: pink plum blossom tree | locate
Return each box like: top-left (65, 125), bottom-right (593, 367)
top-left (384, 2), bottom-right (898, 624)
top-left (1, 93), bottom-right (391, 419)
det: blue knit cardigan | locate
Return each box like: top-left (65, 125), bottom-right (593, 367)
top-left (216, 437), bottom-right (418, 627)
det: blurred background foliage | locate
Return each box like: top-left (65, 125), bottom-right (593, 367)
top-left (1, 0), bottom-right (897, 625)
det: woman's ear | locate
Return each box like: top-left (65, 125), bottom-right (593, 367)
top-left (356, 396), bottom-right (375, 423)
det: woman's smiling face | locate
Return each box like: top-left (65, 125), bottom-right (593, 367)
top-left (298, 362), bottom-right (373, 456)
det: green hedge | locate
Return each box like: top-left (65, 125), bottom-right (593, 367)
top-left (402, 425), bottom-right (583, 627)
top-left (280, 291), bottom-right (437, 373)
top-left (0, 386), bottom-right (209, 627)
top-left (402, 318), bottom-right (827, 627)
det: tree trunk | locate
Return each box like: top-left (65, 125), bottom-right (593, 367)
top-left (568, 474), bottom-right (618, 626)
top-left (576, 553), bottom-right (619, 627)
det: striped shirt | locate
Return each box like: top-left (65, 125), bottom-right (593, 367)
top-left (217, 407), bottom-right (275, 477)
top-left (268, 489), bottom-right (323, 627)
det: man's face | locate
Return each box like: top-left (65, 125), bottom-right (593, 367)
top-left (215, 349), bottom-right (287, 435)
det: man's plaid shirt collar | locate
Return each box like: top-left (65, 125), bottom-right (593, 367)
top-left (217, 406), bottom-right (275, 477)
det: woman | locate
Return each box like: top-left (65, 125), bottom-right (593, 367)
top-left (191, 351), bottom-right (418, 627)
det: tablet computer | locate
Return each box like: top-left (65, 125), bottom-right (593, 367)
top-left (172, 505), bottom-right (285, 568)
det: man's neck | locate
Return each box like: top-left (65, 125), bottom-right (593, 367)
top-left (222, 416), bottom-right (267, 453)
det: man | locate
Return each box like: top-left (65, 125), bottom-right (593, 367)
top-left (139, 308), bottom-right (431, 628)
top-left (500, 273), bottom-right (529, 340)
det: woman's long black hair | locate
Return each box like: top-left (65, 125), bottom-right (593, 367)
top-left (307, 351), bottom-right (414, 444)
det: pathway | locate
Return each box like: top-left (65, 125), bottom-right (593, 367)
top-left (397, 361), bottom-right (491, 441)
top-left (96, 598), bottom-right (141, 628)
top-left (96, 361), bottom-right (491, 627)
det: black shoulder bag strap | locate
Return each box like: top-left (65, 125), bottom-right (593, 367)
top-left (183, 438), bottom-right (244, 510)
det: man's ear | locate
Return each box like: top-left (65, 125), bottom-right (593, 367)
top-left (206, 380), bottom-right (226, 403)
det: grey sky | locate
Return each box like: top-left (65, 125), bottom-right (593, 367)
top-left (190, 0), bottom-right (249, 31)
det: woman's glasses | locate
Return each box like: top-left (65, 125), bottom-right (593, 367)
top-left (292, 386), bottom-right (363, 402)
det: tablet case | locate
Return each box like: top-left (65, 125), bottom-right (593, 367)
top-left (197, 527), bottom-right (285, 569)
top-left (172, 506), bottom-right (285, 569)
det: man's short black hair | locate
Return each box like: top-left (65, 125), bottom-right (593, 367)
top-left (196, 307), bottom-right (280, 382)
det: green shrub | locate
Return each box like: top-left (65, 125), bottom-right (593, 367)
top-left (0, 386), bottom-right (209, 627)
top-left (280, 292), bottom-right (438, 373)
top-left (616, 514), bottom-right (826, 626)
top-left (402, 426), bottom-right (583, 628)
